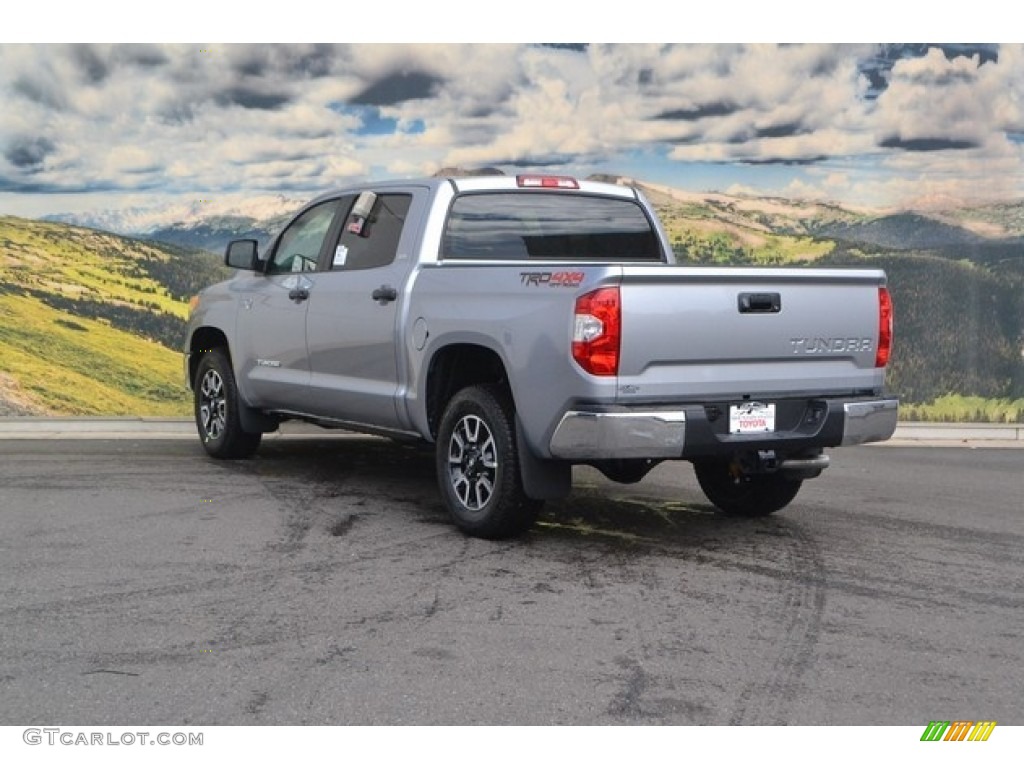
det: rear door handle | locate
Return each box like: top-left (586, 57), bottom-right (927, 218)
top-left (372, 285), bottom-right (398, 304)
top-left (288, 288), bottom-right (310, 302)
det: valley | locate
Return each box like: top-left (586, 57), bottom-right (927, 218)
top-left (2, 178), bottom-right (1022, 420)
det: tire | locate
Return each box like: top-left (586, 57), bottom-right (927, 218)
top-left (435, 385), bottom-right (542, 539)
top-left (193, 348), bottom-right (262, 459)
top-left (693, 460), bottom-right (802, 518)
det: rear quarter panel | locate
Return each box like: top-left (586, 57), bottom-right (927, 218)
top-left (405, 263), bottom-right (623, 455)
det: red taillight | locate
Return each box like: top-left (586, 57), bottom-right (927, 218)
top-left (572, 287), bottom-right (620, 376)
top-left (876, 286), bottom-right (893, 368)
top-left (516, 174), bottom-right (579, 189)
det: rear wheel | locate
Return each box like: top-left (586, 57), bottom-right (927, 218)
top-left (593, 459), bottom-right (659, 485)
top-left (193, 349), bottom-right (262, 459)
top-left (693, 460), bottom-right (802, 517)
top-left (435, 385), bottom-right (541, 539)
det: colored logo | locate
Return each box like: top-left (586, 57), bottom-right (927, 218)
top-left (920, 721), bottom-right (996, 742)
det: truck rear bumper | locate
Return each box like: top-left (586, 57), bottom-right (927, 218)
top-left (549, 410), bottom-right (688, 459)
top-left (840, 399), bottom-right (899, 446)
top-left (548, 397), bottom-right (898, 460)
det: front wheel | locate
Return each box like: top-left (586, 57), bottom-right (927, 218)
top-left (193, 348), bottom-right (262, 459)
top-left (693, 460), bottom-right (802, 517)
top-left (435, 385), bottom-right (541, 539)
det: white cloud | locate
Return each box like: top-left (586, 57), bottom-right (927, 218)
top-left (875, 48), bottom-right (994, 148)
top-left (104, 146), bottom-right (159, 174)
top-left (0, 43), bottom-right (1022, 217)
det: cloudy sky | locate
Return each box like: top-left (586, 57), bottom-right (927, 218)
top-left (1, 42), bottom-right (1021, 222)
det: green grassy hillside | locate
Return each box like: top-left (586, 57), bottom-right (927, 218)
top-left (0, 216), bottom-right (229, 416)
top-left (818, 248), bottom-right (1023, 406)
top-left (648, 190), bottom-right (839, 265)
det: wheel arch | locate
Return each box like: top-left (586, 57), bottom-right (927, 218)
top-left (188, 327), bottom-right (278, 434)
top-left (188, 326), bottom-right (231, 390)
top-left (425, 342), bottom-right (571, 501)
top-left (424, 342), bottom-right (511, 440)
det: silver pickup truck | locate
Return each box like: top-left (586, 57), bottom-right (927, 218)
top-left (185, 174), bottom-right (897, 538)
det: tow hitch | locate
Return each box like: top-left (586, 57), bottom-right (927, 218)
top-left (735, 449), bottom-right (830, 479)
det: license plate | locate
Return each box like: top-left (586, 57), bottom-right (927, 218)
top-left (729, 402), bottom-right (776, 434)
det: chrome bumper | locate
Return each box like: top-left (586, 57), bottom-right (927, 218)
top-left (841, 399), bottom-right (899, 446)
top-left (548, 396), bottom-right (898, 461)
top-left (549, 410), bottom-right (687, 460)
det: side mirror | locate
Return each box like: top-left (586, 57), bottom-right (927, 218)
top-left (225, 239), bottom-right (259, 270)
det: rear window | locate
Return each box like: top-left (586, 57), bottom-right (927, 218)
top-left (442, 192), bottom-right (663, 262)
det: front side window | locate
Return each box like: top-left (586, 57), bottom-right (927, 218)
top-left (442, 193), bottom-right (663, 262)
top-left (268, 200), bottom-right (338, 274)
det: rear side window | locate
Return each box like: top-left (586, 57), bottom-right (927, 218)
top-left (333, 194), bottom-right (412, 271)
top-left (442, 192), bottom-right (663, 262)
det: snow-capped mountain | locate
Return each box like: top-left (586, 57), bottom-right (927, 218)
top-left (44, 195), bottom-right (303, 252)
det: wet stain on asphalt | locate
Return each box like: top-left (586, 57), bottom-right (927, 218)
top-left (2, 440), bottom-right (1022, 725)
top-left (329, 514), bottom-right (360, 538)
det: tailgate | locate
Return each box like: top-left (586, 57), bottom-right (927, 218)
top-left (617, 266), bottom-right (887, 401)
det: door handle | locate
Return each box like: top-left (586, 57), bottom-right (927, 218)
top-left (371, 285), bottom-right (398, 304)
top-left (288, 287), bottom-right (310, 302)
top-left (738, 292), bottom-right (781, 313)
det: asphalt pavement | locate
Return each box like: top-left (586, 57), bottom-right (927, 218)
top-left (0, 437), bottom-right (1021, 725)
top-left (1, 417), bottom-right (1021, 447)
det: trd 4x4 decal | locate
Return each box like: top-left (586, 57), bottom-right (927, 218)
top-left (519, 271), bottom-right (585, 287)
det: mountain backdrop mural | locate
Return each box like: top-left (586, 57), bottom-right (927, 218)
top-left (1, 44), bottom-right (1022, 420)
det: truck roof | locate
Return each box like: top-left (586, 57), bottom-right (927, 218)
top-left (305, 175), bottom-right (639, 207)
